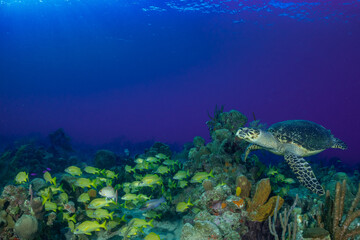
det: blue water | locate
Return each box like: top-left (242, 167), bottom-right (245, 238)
top-left (1, 1), bottom-right (360, 161)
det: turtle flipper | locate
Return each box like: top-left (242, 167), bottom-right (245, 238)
top-left (243, 144), bottom-right (262, 161)
top-left (332, 138), bottom-right (347, 150)
top-left (284, 153), bottom-right (325, 195)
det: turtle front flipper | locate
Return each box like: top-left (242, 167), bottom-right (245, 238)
top-left (284, 153), bottom-right (325, 195)
top-left (243, 144), bottom-right (262, 161)
top-left (332, 137), bottom-right (347, 150)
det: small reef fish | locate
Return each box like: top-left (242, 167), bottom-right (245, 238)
top-left (77, 192), bottom-right (90, 203)
top-left (59, 192), bottom-right (69, 203)
top-left (104, 170), bottom-right (118, 179)
top-left (140, 196), bottom-right (166, 211)
top-left (145, 232), bottom-right (161, 240)
top-left (283, 178), bottom-right (296, 184)
top-left (142, 211), bottom-right (162, 219)
top-left (99, 186), bottom-right (118, 202)
top-left (84, 166), bottom-right (100, 175)
top-left (43, 171), bottom-right (56, 185)
top-left (65, 166), bottom-right (82, 176)
top-left (94, 208), bottom-right (114, 220)
top-left (267, 165), bottom-right (278, 176)
top-left (119, 225), bottom-right (141, 238)
top-left (146, 156), bottom-right (160, 163)
top-left (176, 199), bottom-right (193, 212)
top-left (75, 178), bottom-right (96, 188)
top-left (106, 220), bottom-right (121, 230)
top-left (178, 180), bottom-right (188, 188)
top-left (15, 172), bottom-right (29, 184)
top-left (130, 218), bottom-right (154, 228)
top-left (125, 165), bottom-right (136, 173)
top-left (45, 201), bottom-right (59, 212)
top-left (121, 193), bottom-right (138, 201)
top-left (73, 220), bottom-right (107, 235)
top-left (63, 212), bottom-right (76, 223)
top-left (140, 174), bottom-right (163, 187)
top-left (134, 158), bottom-right (144, 164)
top-left (40, 187), bottom-right (53, 205)
top-left (68, 221), bottom-right (75, 233)
top-left (88, 198), bottom-right (113, 209)
top-left (155, 153), bottom-right (168, 160)
top-left (131, 181), bottom-right (142, 189)
top-left (173, 170), bottom-right (190, 180)
top-left (156, 166), bottom-right (170, 175)
top-left (275, 174), bottom-right (286, 182)
top-left (162, 159), bottom-right (177, 166)
top-left (49, 184), bottom-right (64, 194)
top-left (86, 210), bottom-right (97, 219)
top-left (236, 187), bottom-right (241, 197)
top-left (190, 170), bottom-right (214, 183)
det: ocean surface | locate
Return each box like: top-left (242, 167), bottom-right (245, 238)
top-left (1, 0), bottom-right (359, 162)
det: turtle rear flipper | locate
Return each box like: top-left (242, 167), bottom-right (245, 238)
top-left (284, 153), bottom-right (325, 195)
top-left (332, 137), bottom-right (347, 150)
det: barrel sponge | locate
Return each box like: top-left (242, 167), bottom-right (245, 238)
top-left (14, 215), bottom-right (38, 240)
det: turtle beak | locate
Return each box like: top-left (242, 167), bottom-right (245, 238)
top-left (236, 128), bottom-right (249, 139)
top-left (236, 128), bottom-right (259, 141)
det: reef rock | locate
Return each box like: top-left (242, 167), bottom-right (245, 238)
top-left (181, 220), bottom-right (222, 240)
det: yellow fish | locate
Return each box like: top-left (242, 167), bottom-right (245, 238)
top-left (178, 180), bottom-right (188, 188)
top-left (173, 170), bottom-right (190, 180)
top-left (63, 212), bottom-right (76, 223)
top-left (190, 170), bottom-right (214, 183)
top-left (77, 192), bottom-right (90, 203)
top-left (86, 210), bottom-right (97, 219)
top-left (156, 166), bottom-right (170, 175)
top-left (134, 158), bottom-right (144, 164)
top-left (65, 166), bottom-right (82, 176)
top-left (84, 166), bottom-right (100, 175)
top-left (39, 187), bottom-right (53, 205)
top-left (236, 187), bottom-right (241, 197)
top-left (104, 170), bottom-right (118, 179)
top-left (121, 193), bottom-right (138, 201)
top-left (94, 209), bottom-right (114, 220)
top-left (162, 159), bottom-right (177, 166)
top-left (145, 232), bottom-right (161, 240)
top-left (73, 220), bottom-right (107, 235)
top-left (75, 178), bottom-right (96, 188)
top-left (125, 165), bottom-right (136, 173)
top-left (146, 156), bottom-right (160, 163)
top-left (130, 218), bottom-right (154, 228)
top-left (88, 198), bottom-right (113, 209)
top-left (45, 201), bottom-right (58, 212)
top-left (176, 199), bottom-right (193, 212)
top-left (155, 153), bottom-right (168, 160)
top-left (283, 178), bottom-right (296, 184)
top-left (43, 171), bottom-right (56, 185)
top-left (59, 192), bottom-right (68, 203)
top-left (49, 184), bottom-right (64, 194)
top-left (140, 174), bottom-right (162, 187)
top-left (15, 172), bottom-right (28, 184)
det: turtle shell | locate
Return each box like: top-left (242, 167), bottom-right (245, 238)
top-left (268, 120), bottom-right (334, 151)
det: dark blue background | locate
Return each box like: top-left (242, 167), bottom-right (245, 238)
top-left (1, 0), bottom-right (359, 163)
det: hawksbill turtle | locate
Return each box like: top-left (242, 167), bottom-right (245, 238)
top-left (236, 120), bottom-right (347, 195)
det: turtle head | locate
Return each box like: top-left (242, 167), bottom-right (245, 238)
top-left (236, 127), bottom-right (261, 143)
